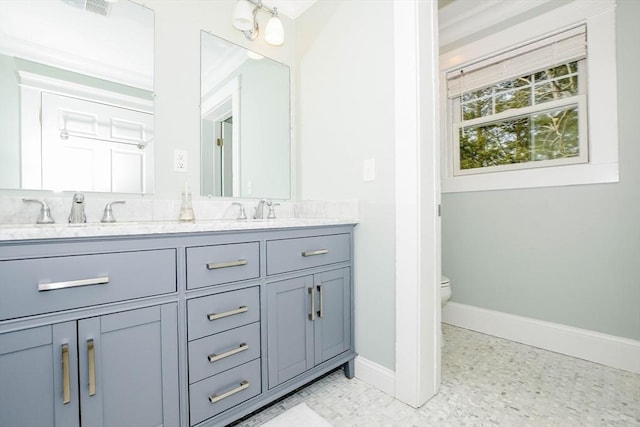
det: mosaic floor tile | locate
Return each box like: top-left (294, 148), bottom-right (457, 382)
top-left (232, 324), bottom-right (640, 426)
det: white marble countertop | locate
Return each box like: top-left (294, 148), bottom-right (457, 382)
top-left (0, 217), bottom-right (358, 241)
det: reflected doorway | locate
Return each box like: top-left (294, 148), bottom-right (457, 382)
top-left (201, 77), bottom-right (240, 197)
top-left (216, 116), bottom-right (233, 197)
top-left (202, 107), bottom-right (234, 197)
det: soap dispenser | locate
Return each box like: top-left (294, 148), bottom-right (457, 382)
top-left (179, 183), bottom-right (195, 222)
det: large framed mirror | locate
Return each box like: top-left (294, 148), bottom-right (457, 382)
top-left (0, 0), bottom-right (154, 194)
top-left (200, 31), bottom-right (290, 200)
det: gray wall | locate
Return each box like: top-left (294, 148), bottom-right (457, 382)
top-left (239, 60), bottom-right (290, 199)
top-left (442, 0), bottom-right (640, 341)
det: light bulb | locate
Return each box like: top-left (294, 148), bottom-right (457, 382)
top-left (265, 14), bottom-right (284, 46)
top-left (232, 0), bottom-right (254, 32)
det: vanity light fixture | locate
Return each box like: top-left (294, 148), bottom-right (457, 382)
top-left (232, 0), bottom-right (284, 46)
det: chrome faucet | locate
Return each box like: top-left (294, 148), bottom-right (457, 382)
top-left (68, 192), bottom-right (87, 223)
top-left (232, 202), bottom-right (248, 220)
top-left (22, 198), bottom-right (55, 224)
top-left (253, 199), bottom-right (272, 220)
top-left (101, 200), bottom-right (126, 223)
top-left (267, 203), bottom-right (280, 219)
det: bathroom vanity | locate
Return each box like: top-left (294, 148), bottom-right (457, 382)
top-left (0, 221), bottom-right (356, 427)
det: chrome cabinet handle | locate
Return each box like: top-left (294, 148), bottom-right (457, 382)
top-left (317, 285), bottom-right (324, 318)
top-left (206, 259), bottom-right (248, 270)
top-left (209, 380), bottom-right (249, 404)
top-left (62, 343), bottom-right (71, 404)
top-left (308, 287), bottom-right (315, 321)
top-left (38, 276), bottom-right (109, 292)
top-left (87, 339), bottom-right (96, 396)
top-left (208, 343), bottom-right (248, 363)
top-left (207, 306), bottom-right (248, 321)
top-left (302, 249), bottom-right (329, 257)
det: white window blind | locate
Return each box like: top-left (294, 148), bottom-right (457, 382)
top-left (447, 25), bottom-right (586, 98)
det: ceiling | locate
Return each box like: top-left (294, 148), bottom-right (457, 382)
top-left (262, 0), bottom-right (317, 19)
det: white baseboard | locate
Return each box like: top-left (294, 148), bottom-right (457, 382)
top-left (443, 302), bottom-right (640, 374)
top-left (354, 356), bottom-right (396, 396)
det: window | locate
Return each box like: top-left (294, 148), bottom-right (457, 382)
top-left (439, 1), bottom-right (618, 193)
top-left (448, 26), bottom-right (587, 176)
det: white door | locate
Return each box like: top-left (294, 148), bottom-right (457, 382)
top-left (41, 93), bottom-right (154, 193)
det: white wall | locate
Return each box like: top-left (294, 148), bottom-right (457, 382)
top-left (295, 1), bottom-right (397, 370)
top-left (0, 54), bottom-right (19, 188)
top-left (148, 0), bottom-right (294, 198)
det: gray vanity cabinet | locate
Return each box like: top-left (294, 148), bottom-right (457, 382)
top-left (0, 322), bottom-right (77, 427)
top-left (0, 240), bottom-right (179, 427)
top-left (1, 224), bottom-right (355, 427)
top-left (265, 232), bottom-right (352, 390)
top-left (0, 305), bottom-right (178, 427)
top-left (78, 304), bottom-right (178, 427)
top-left (313, 268), bottom-right (352, 364)
top-left (266, 275), bottom-right (314, 386)
top-left (266, 268), bottom-right (351, 389)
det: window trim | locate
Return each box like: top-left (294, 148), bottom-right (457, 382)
top-left (440, 0), bottom-right (618, 193)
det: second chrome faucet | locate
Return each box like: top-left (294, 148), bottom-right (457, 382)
top-left (253, 199), bottom-right (272, 220)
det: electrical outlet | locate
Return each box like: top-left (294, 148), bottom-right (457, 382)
top-left (174, 150), bottom-right (188, 172)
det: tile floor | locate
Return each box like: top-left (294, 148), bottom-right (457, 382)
top-left (233, 324), bottom-right (640, 426)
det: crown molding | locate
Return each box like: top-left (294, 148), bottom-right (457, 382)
top-left (439, 0), bottom-right (554, 47)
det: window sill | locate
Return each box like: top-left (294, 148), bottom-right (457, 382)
top-left (442, 162), bottom-right (618, 193)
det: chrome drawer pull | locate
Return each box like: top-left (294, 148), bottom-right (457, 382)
top-left (308, 287), bottom-right (315, 321)
top-left (208, 343), bottom-right (248, 363)
top-left (209, 380), bottom-right (249, 404)
top-left (317, 285), bottom-right (324, 318)
top-left (206, 259), bottom-right (248, 270)
top-left (38, 276), bottom-right (109, 292)
top-left (61, 343), bottom-right (71, 405)
top-left (302, 249), bottom-right (329, 257)
top-left (87, 339), bottom-right (96, 396)
top-left (207, 306), bottom-right (248, 321)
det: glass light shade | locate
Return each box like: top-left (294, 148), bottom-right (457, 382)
top-left (232, 0), bottom-right (254, 31)
top-left (265, 15), bottom-right (284, 46)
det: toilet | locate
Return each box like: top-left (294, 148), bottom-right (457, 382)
top-left (441, 276), bottom-right (452, 306)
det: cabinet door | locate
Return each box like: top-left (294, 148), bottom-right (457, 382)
top-left (0, 322), bottom-right (79, 427)
top-left (78, 304), bottom-right (179, 427)
top-left (314, 268), bottom-right (351, 364)
top-left (267, 275), bottom-right (314, 389)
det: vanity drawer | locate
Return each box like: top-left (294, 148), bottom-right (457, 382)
top-left (188, 286), bottom-right (260, 340)
top-left (188, 322), bottom-right (260, 383)
top-left (186, 242), bottom-right (259, 289)
top-left (266, 233), bottom-right (351, 276)
top-left (0, 249), bottom-right (176, 320)
top-left (189, 358), bottom-right (261, 425)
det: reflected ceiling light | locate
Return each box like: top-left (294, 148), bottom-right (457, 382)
top-left (247, 50), bottom-right (265, 60)
top-left (232, 0), bottom-right (284, 46)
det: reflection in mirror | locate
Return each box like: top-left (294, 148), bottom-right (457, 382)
top-left (200, 31), bottom-right (290, 200)
top-left (0, 0), bottom-right (154, 194)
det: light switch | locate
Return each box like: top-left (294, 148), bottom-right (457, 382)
top-left (363, 158), bottom-right (376, 182)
